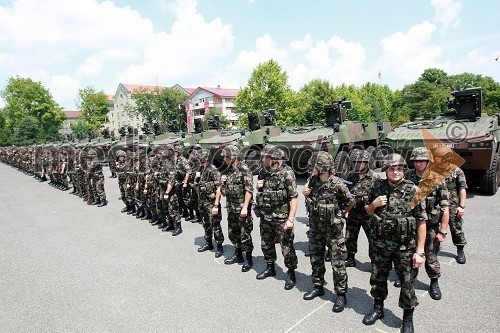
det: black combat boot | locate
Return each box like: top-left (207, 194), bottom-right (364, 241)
top-left (182, 207), bottom-right (189, 218)
top-left (344, 253), bottom-right (356, 267)
top-left (149, 214), bottom-right (158, 224)
top-left (429, 278), bottom-right (442, 300)
top-left (136, 207), bottom-right (145, 219)
top-left (186, 209), bottom-right (195, 222)
top-left (97, 199), bottom-right (107, 207)
top-left (92, 198), bottom-right (101, 206)
top-left (284, 269), bottom-right (296, 290)
top-left (127, 205), bottom-right (136, 215)
top-left (163, 219), bottom-right (176, 231)
top-left (401, 309), bottom-right (415, 333)
top-left (70, 187), bottom-right (77, 194)
top-left (456, 246), bottom-right (466, 264)
top-left (256, 262), bottom-right (276, 279)
top-left (157, 218), bottom-right (168, 229)
top-left (332, 293), bottom-right (346, 312)
top-left (121, 204), bottom-right (130, 213)
top-left (215, 243), bottom-right (223, 258)
top-left (198, 240), bottom-right (214, 252)
top-left (241, 251), bottom-right (253, 272)
top-left (224, 248), bottom-right (244, 265)
top-left (362, 300), bottom-right (385, 325)
top-left (303, 286), bottom-right (325, 300)
top-left (141, 209), bottom-right (152, 220)
top-left (324, 249), bottom-right (331, 262)
top-left (172, 222), bottom-right (183, 236)
top-left (151, 216), bottom-right (161, 226)
top-left (394, 279), bottom-right (402, 288)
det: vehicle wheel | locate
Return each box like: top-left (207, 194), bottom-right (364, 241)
top-left (334, 151), bottom-right (350, 179)
top-left (244, 146), bottom-right (262, 175)
top-left (478, 153), bottom-right (499, 195)
top-left (366, 146), bottom-right (377, 170)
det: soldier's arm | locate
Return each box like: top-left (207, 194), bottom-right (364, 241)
top-left (413, 219), bottom-right (426, 268)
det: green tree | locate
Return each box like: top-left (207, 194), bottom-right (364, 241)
top-left (234, 59), bottom-right (296, 126)
top-left (132, 87), bottom-right (187, 132)
top-left (76, 86), bottom-right (109, 136)
top-left (0, 76), bottom-right (65, 145)
top-left (70, 120), bottom-right (93, 140)
top-left (11, 116), bottom-right (40, 145)
top-left (295, 79), bottom-right (336, 125)
top-left (204, 108), bottom-right (229, 128)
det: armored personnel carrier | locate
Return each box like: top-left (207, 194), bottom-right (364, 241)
top-left (382, 87), bottom-right (499, 195)
top-left (198, 110), bottom-right (282, 171)
top-left (267, 100), bottom-right (391, 177)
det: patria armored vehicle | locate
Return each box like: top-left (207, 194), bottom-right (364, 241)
top-left (198, 110), bottom-right (282, 170)
top-left (382, 87), bottom-right (499, 195)
top-left (267, 100), bottom-right (391, 177)
top-left (149, 117), bottom-right (220, 156)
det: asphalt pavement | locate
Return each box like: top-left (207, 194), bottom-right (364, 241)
top-left (0, 162), bottom-right (499, 333)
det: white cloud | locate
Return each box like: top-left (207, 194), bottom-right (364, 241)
top-left (431, 0), bottom-right (462, 29)
top-left (377, 21), bottom-right (448, 86)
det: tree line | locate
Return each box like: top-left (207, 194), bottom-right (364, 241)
top-left (1, 61), bottom-right (499, 146)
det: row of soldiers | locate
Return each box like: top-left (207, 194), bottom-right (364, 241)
top-left (1, 142), bottom-right (468, 333)
top-left (109, 141), bottom-right (468, 333)
top-left (0, 144), bottom-right (108, 206)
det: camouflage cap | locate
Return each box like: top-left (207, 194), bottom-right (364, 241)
top-left (311, 151), bottom-right (334, 173)
top-left (270, 148), bottom-right (287, 161)
top-left (116, 150), bottom-right (126, 157)
top-left (381, 153), bottom-right (407, 172)
top-left (87, 149), bottom-right (97, 157)
top-left (189, 149), bottom-right (201, 161)
top-left (352, 149), bottom-right (371, 163)
top-left (149, 157), bottom-right (159, 166)
top-left (260, 144), bottom-right (277, 158)
top-left (410, 147), bottom-right (430, 161)
top-left (221, 144), bottom-right (240, 158)
top-left (199, 149), bottom-right (210, 161)
top-left (174, 144), bottom-right (184, 153)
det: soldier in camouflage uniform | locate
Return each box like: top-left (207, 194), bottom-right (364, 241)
top-left (184, 149), bottom-right (202, 223)
top-left (255, 145), bottom-right (299, 290)
top-left (362, 154), bottom-right (427, 333)
top-left (133, 151), bottom-right (148, 218)
top-left (302, 151), bottom-right (354, 313)
top-left (174, 145), bottom-right (191, 219)
top-left (344, 149), bottom-right (379, 267)
top-left (163, 147), bottom-right (184, 236)
top-left (220, 145), bottom-right (254, 271)
top-left (87, 149), bottom-right (107, 207)
top-left (142, 156), bottom-right (160, 221)
top-left (155, 147), bottom-right (176, 231)
top-left (432, 146), bottom-right (468, 264)
top-left (406, 147), bottom-right (449, 300)
top-left (115, 150), bottom-right (130, 212)
top-left (125, 150), bottom-right (137, 215)
top-left (196, 149), bottom-right (224, 257)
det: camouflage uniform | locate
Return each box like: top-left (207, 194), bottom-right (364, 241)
top-left (196, 149), bottom-right (224, 256)
top-left (174, 145), bottom-right (191, 218)
top-left (163, 150), bottom-right (184, 236)
top-left (87, 149), bottom-right (107, 206)
top-left (345, 150), bottom-right (379, 264)
top-left (115, 150), bottom-right (130, 211)
top-left (184, 150), bottom-right (201, 222)
top-left (362, 154), bottom-right (428, 333)
top-left (432, 146), bottom-right (468, 264)
top-left (255, 146), bottom-right (299, 288)
top-left (303, 152), bottom-right (354, 308)
top-left (221, 145), bottom-right (254, 266)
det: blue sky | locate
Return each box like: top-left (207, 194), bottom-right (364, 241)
top-left (0, 0), bottom-right (499, 110)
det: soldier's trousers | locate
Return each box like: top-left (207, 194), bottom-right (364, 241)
top-left (92, 173), bottom-right (106, 201)
top-left (308, 216), bottom-right (347, 294)
top-left (449, 204), bottom-right (467, 247)
top-left (345, 211), bottom-right (372, 258)
top-left (370, 245), bottom-right (419, 309)
top-left (125, 183), bottom-right (135, 205)
top-left (118, 176), bottom-right (127, 204)
top-left (199, 203), bottom-right (224, 243)
top-left (259, 211), bottom-right (297, 270)
top-left (227, 208), bottom-right (253, 252)
top-left (135, 184), bottom-right (145, 208)
top-left (168, 193), bottom-right (181, 223)
top-left (425, 223), bottom-right (441, 279)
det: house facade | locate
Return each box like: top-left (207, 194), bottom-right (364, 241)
top-left (59, 110), bottom-right (82, 135)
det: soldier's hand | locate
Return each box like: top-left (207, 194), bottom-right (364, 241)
top-left (195, 171), bottom-right (201, 178)
top-left (126, 184), bottom-right (130, 189)
top-left (412, 253), bottom-right (425, 269)
top-left (435, 233), bottom-right (446, 242)
top-left (212, 206), bottom-right (219, 216)
top-left (163, 194), bottom-right (169, 200)
top-left (183, 183), bottom-right (188, 188)
top-left (302, 186), bottom-right (311, 197)
top-left (143, 190), bottom-right (148, 195)
top-left (257, 179), bottom-right (265, 189)
top-left (221, 175), bottom-right (227, 183)
top-left (240, 207), bottom-right (247, 217)
top-left (456, 206), bottom-right (465, 218)
top-left (372, 195), bottom-right (387, 208)
top-left (284, 219), bottom-right (294, 231)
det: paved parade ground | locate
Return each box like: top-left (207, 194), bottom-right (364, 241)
top-left (1, 162), bottom-right (499, 333)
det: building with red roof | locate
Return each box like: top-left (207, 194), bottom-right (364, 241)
top-left (59, 110), bottom-right (83, 135)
